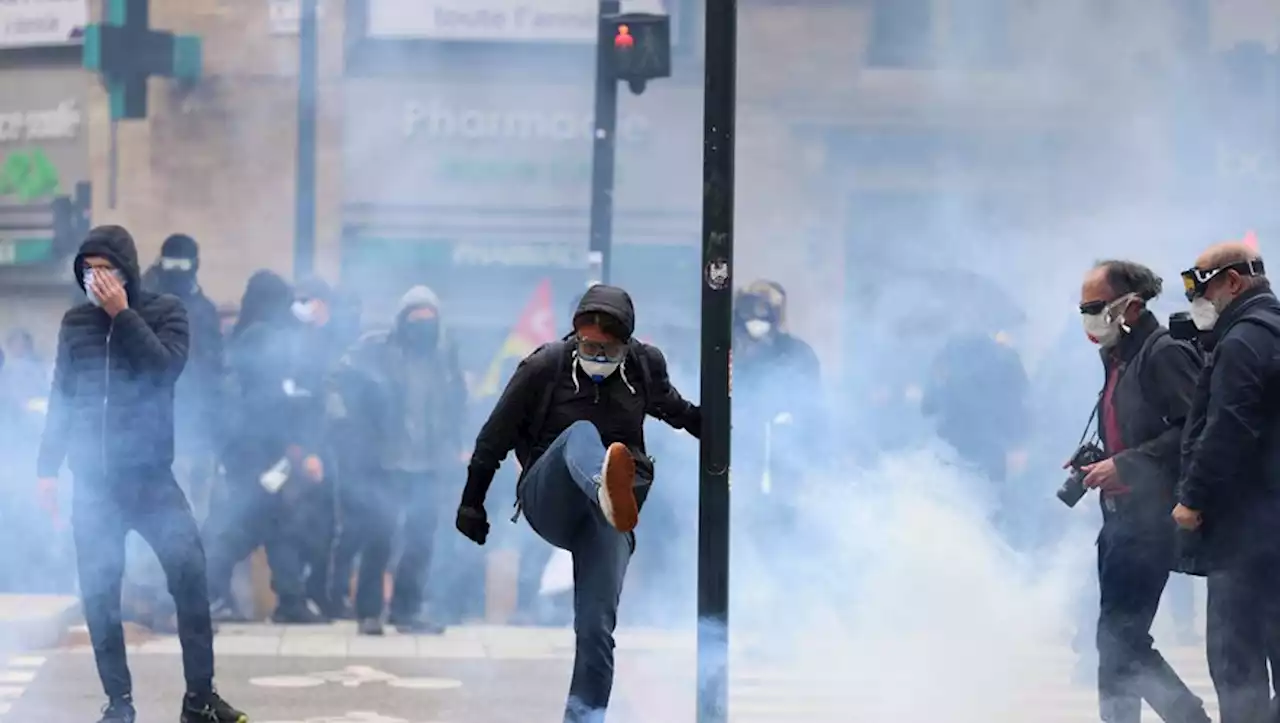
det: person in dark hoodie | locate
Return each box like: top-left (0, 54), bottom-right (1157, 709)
top-left (35, 226), bottom-right (246, 723)
top-left (204, 270), bottom-right (326, 624)
top-left (1175, 243), bottom-right (1280, 723)
top-left (287, 276), bottom-right (348, 617)
top-left (731, 280), bottom-right (821, 537)
top-left (142, 234), bottom-right (225, 485)
top-left (456, 284), bottom-right (701, 723)
top-left (329, 285), bottom-right (466, 636)
top-left (1075, 260), bottom-right (1211, 723)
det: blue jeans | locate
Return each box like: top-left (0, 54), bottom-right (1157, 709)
top-left (519, 421), bottom-right (633, 723)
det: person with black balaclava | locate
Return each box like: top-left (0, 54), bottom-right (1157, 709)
top-left (1075, 260), bottom-right (1211, 723)
top-left (36, 225), bottom-right (247, 723)
top-left (204, 270), bottom-right (326, 624)
top-left (457, 284), bottom-right (701, 723)
top-left (329, 286), bottom-right (466, 636)
top-left (731, 280), bottom-right (821, 534)
top-left (144, 235), bottom-right (224, 500)
top-left (287, 277), bottom-right (348, 618)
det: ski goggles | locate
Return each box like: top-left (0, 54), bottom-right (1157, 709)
top-left (576, 336), bottom-right (626, 361)
top-left (160, 256), bottom-right (194, 271)
top-left (1180, 259), bottom-right (1265, 300)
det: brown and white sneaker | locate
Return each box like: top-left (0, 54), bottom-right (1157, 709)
top-left (596, 442), bottom-right (638, 532)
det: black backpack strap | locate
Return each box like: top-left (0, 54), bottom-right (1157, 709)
top-left (528, 340), bottom-right (569, 445)
top-left (628, 340), bottom-right (654, 404)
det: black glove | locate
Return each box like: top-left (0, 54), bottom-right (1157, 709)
top-left (456, 505), bottom-right (489, 545)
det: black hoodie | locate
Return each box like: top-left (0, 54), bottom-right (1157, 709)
top-left (36, 225), bottom-right (190, 480)
top-left (463, 284), bottom-right (700, 507)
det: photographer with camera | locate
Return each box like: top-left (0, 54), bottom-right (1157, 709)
top-left (1176, 242), bottom-right (1280, 723)
top-left (1071, 260), bottom-right (1210, 723)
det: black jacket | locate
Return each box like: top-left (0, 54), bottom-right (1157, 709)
top-left (1097, 312), bottom-right (1201, 538)
top-left (1179, 286), bottom-right (1280, 565)
top-left (143, 264), bottom-right (224, 452)
top-left (37, 227), bottom-right (189, 480)
top-left (329, 322), bottom-right (467, 475)
top-left (463, 285), bottom-right (701, 507)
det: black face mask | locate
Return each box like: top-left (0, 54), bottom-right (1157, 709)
top-left (157, 269), bottom-right (196, 295)
top-left (401, 320), bottom-right (439, 352)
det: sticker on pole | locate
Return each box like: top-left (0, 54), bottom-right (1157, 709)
top-left (706, 258), bottom-right (730, 290)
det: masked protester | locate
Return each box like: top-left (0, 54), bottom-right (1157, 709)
top-left (35, 226), bottom-right (246, 723)
top-left (328, 286), bottom-right (465, 635)
top-left (1073, 261), bottom-right (1211, 723)
top-left (457, 284), bottom-right (701, 723)
top-left (731, 280), bottom-right (820, 538)
top-left (286, 277), bottom-right (349, 617)
top-left (203, 270), bottom-right (326, 624)
top-left (1176, 243), bottom-right (1280, 723)
top-left (143, 235), bottom-right (225, 479)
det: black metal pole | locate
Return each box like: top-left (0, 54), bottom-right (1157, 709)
top-left (588, 0), bottom-right (620, 285)
top-left (697, 0), bottom-right (736, 716)
top-left (293, 0), bottom-right (319, 279)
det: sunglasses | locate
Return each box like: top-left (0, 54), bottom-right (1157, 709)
top-left (1180, 259), bottom-right (1265, 301)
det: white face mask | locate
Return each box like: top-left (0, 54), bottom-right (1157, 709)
top-left (83, 268), bottom-right (124, 307)
top-left (292, 300), bottom-right (316, 324)
top-left (1082, 313), bottom-right (1121, 347)
top-left (578, 357), bottom-right (620, 382)
top-left (1189, 297), bottom-right (1220, 331)
top-left (1082, 294), bottom-right (1136, 348)
top-left (745, 319), bottom-right (772, 339)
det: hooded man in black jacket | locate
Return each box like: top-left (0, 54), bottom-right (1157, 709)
top-left (1076, 260), bottom-right (1210, 723)
top-left (1175, 242), bottom-right (1280, 723)
top-left (457, 284), bottom-right (700, 723)
top-left (36, 226), bottom-right (246, 723)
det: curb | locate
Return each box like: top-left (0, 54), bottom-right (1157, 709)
top-left (0, 595), bottom-right (81, 654)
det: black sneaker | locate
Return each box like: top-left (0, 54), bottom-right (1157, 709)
top-left (97, 697), bottom-right (136, 723)
top-left (357, 617), bottom-right (385, 636)
top-left (180, 690), bottom-right (247, 723)
top-left (271, 600), bottom-right (328, 625)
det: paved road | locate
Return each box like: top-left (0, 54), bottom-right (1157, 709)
top-left (0, 623), bottom-right (1221, 722)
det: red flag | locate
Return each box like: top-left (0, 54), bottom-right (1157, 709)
top-left (1243, 230), bottom-right (1260, 251)
top-left (477, 279), bottom-right (557, 397)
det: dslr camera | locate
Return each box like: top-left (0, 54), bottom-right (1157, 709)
top-left (1168, 311), bottom-right (1199, 342)
top-left (1056, 442), bottom-right (1106, 507)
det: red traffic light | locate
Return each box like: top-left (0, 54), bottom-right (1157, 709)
top-left (614, 24), bottom-right (634, 49)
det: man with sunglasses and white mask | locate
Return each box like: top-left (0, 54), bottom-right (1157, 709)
top-left (457, 284), bottom-right (701, 723)
top-left (1076, 260), bottom-right (1210, 723)
top-left (1175, 242), bottom-right (1280, 723)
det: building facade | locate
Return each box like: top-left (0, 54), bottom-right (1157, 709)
top-left (9, 0), bottom-right (1273, 368)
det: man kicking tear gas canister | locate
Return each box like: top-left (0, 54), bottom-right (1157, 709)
top-left (456, 284), bottom-right (701, 723)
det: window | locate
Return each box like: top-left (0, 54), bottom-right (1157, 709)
top-left (868, 0), bottom-right (935, 69)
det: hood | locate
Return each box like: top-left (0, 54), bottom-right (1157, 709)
top-left (73, 225), bottom-right (142, 296)
top-left (231, 269), bottom-right (293, 340)
top-left (398, 285), bottom-right (440, 317)
top-left (395, 285), bottom-right (443, 328)
top-left (574, 284), bottom-right (636, 339)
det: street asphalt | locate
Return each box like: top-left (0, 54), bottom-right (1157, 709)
top-left (0, 622), bottom-right (1222, 723)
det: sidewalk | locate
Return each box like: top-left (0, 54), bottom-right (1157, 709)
top-left (0, 595), bottom-right (79, 655)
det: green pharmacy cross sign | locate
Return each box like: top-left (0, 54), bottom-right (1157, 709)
top-left (83, 0), bottom-right (202, 120)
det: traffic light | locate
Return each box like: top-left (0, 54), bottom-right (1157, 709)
top-left (607, 13), bottom-right (671, 94)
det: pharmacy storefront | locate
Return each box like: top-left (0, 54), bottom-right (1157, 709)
top-left (342, 77), bottom-right (705, 337)
top-left (0, 0), bottom-right (89, 269)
